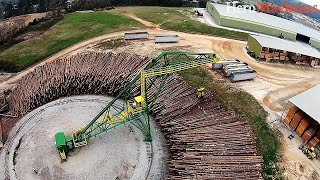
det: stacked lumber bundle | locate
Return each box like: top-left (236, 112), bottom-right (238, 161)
top-left (308, 59), bottom-right (320, 67)
top-left (259, 49), bottom-right (289, 62)
top-left (302, 128), bottom-right (317, 142)
top-left (289, 111), bottom-right (305, 129)
top-left (5, 51), bottom-right (150, 115)
top-left (296, 117), bottom-right (311, 137)
top-left (258, 48), bottom-right (318, 67)
top-left (284, 106), bottom-right (299, 125)
top-left (308, 131), bottom-right (320, 147)
top-left (157, 100), bottom-right (263, 179)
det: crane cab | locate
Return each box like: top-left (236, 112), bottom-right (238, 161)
top-left (133, 96), bottom-right (145, 111)
top-left (55, 132), bottom-right (73, 161)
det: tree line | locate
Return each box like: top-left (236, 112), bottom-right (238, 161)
top-left (0, 0), bottom-right (183, 19)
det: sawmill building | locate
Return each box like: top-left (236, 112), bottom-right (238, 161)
top-left (247, 34), bottom-right (320, 67)
top-left (206, 3), bottom-right (320, 49)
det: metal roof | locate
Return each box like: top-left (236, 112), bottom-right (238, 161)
top-left (289, 84), bottom-right (320, 123)
top-left (124, 32), bottom-right (149, 40)
top-left (250, 34), bottom-right (320, 59)
top-left (211, 3), bottom-right (320, 41)
top-left (155, 35), bottom-right (179, 43)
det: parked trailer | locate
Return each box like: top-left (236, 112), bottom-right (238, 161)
top-left (124, 32), bottom-right (149, 40)
top-left (212, 60), bottom-right (240, 70)
top-left (224, 67), bottom-right (252, 77)
top-left (155, 35), bottom-right (179, 43)
top-left (229, 70), bottom-right (257, 82)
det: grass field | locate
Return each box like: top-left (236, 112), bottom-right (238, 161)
top-left (0, 12), bottom-right (143, 72)
top-left (113, 7), bottom-right (248, 40)
top-left (0, 7), bottom-right (248, 72)
top-left (178, 68), bottom-right (282, 179)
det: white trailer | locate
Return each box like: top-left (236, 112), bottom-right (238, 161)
top-left (212, 60), bottom-right (240, 70)
top-left (229, 70), bottom-right (257, 82)
top-left (224, 67), bottom-right (252, 77)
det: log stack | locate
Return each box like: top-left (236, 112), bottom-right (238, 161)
top-left (5, 51), bottom-right (150, 115)
top-left (2, 51), bottom-right (263, 179)
top-left (157, 100), bottom-right (263, 179)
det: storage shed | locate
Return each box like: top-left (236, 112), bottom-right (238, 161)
top-left (283, 84), bottom-right (320, 148)
top-left (247, 35), bottom-right (320, 67)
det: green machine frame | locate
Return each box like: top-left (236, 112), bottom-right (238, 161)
top-left (55, 52), bottom-right (218, 160)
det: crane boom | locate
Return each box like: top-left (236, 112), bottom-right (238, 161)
top-left (54, 52), bottom-right (218, 160)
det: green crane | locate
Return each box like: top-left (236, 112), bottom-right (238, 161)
top-left (54, 52), bottom-right (218, 160)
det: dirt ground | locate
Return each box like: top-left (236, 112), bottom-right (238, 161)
top-left (1, 14), bottom-right (320, 179)
top-left (0, 95), bottom-right (166, 180)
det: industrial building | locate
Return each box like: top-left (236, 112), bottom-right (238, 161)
top-left (247, 34), bottom-right (320, 67)
top-left (206, 3), bottom-right (320, 49)
top-left (283, 84), bottom-right (320, 149)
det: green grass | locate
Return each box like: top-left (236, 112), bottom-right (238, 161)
top-left (178, 67), bottom-right (282, 179)
top-left (1, 7), bottom-right (248, 72)
top-left (113, 7), bottom-right (248, 40)
top-left (0, 12), bottom-right (143, 72)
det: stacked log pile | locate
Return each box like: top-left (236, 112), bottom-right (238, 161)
top-left (6, 51), bottom-right (150, 115)
top-left (2, 51), bottom-right (263, 178)
top-left (0, 93), bottom-right (8, 114)
top-left (158, 100), bottom-right (263, 179)
top-left (0, 18), bottom-right (25, 43)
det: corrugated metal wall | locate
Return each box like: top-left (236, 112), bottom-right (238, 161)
top-left (206, 3), bottom-right (221, 24)
top-left (219, 16), bottom-right (297, 41)
top-left (247, 35), bottom-right (262, 58)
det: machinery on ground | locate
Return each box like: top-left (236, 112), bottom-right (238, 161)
top-left (55, 52), bottom-right (219, 161)
top-left (299, 144), bottom-right (317, 160)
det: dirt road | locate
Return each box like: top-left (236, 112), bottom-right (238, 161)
top-left (1, 28), bottom-right (319, 112)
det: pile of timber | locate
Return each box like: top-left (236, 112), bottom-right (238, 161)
top-left (284, 106), bottom-right (320, 147)
top-left (258, 48), bottom-right (319, 67)
top-left (0, 93), bottom-right (7, 114)
top-left (5, 51), bottom-right (150, 115)
top-left (2, 51), bottom-right (263, 178)
top-left (157, 100), bottom-right (263, 179)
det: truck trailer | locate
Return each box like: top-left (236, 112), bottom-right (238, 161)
top-left (212, 60), bottom-right (240, 70)
top-left (229, 70), bottom-right (257, 82)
